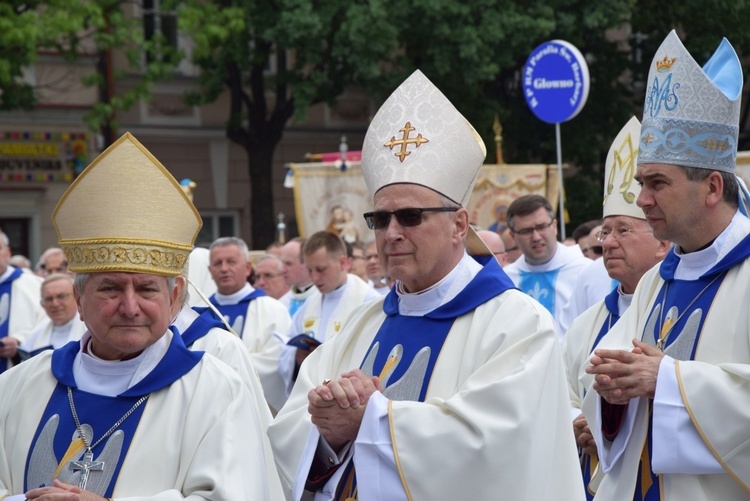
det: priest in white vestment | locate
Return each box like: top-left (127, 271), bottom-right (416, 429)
top-left (0, 229), bottom-right (45, 371)
top-left (277, 230), bottom-right (380, 397)
top-left (582, 31), bottom-right (750, 500)
top-left (18, 273), bottom-right (86, 360)
top-left (0, 133), bottom-right (271, 500)
top-left (562, 117), bottom-right (669, 499)
top-left (503, 194), bottom-right (593, 340)
top-left (203, 236), bottom-right (292, 412)
top-left (171, 265), bottom-right (285, 499)
top-left (268, 70), bottom-right (584, 501)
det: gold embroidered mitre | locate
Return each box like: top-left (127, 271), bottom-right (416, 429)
top-left (52, 132), bottom-right (202, 276)
top-left (361, 70), bottom-right (486, 207)
top-left (602, 117), bottom-right (645, 219)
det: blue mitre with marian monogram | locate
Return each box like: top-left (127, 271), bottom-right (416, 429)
top-left (638, 30), bottom-right (742, 173)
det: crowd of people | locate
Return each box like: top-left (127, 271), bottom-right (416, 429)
top-left (0, 29), bottom-right (747, 500)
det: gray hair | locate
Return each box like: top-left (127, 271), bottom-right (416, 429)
top-left (209, 237), bottom-right (249, 260)
top-left (256, 253), bottom-right (284, 272)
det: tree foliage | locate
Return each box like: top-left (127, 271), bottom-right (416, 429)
top-left (0, 0), bottom-right (179, 139)
top-left (5, 0), bottom-right (750, 240)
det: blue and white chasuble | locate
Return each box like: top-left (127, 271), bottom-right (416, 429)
top-left (0, 267), bottom-right (24, 373)
top-left (197, 289), bottom-right (266, 337)
top-left (632, 236), bottom-right (750, 501)
top-left (24, 330), bottom-right (202, 497)
top-left (334, 256), bottom-right (515, 499)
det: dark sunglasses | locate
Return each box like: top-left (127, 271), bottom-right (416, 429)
top-left (363, 207), bottom-right (458, 230)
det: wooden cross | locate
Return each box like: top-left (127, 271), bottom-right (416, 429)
top-left (69, 451), bottom-right (104, 490)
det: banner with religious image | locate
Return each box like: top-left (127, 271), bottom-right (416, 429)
top-left (468, 164), bottom-right (560, 234)
top-left (288, 160), bottom-right (560, 240)
top-left (287, 161), bottom-right (375, 242)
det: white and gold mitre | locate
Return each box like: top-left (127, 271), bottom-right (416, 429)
top-left (603, 117), bottom-right (644, 219)
top-left (52, 132), bottom-right (202, 276)
top-left (361, 70), bottom-right (486, 206)
top-left (638, 30), bottom-right (742, 173)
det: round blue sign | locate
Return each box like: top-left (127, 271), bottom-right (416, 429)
top-left (522, 40), bottom-right (590, 124)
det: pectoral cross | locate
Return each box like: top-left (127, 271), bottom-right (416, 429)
top-left (69, 451), bottom-right (104, 490)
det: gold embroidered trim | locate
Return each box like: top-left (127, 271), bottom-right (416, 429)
top-left (675, 361), bottom-right (750, 493)
top-left (388, 400), bottom-right (414, 501)
top-left (60, 239), bottom-right (190, 276)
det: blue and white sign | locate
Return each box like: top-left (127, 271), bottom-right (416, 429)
top-left (522, 40), bottom-right (590, 124)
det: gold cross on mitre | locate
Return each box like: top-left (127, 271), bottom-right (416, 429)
top-left (384, 122), bottom-right (429, 162)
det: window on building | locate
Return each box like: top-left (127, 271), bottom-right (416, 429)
top-left (196, 212), bottom-right (239, 248)
top-left (142, 0), bottom-right (178, 64)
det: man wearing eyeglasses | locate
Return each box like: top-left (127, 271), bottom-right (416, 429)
top-left (18, 273), bottom-right (86, 359)
top-left (503, 194), bottom-right (593, 339)
top-left (269, 70), bottom-right (583, 501)
top-left (561, 117), bottom-right (670, 499)
top-left (582, 32), bottom-right (750, 501)
top-left (0, 228), bottom-right (45, 372)
top-left (255, 254), bottom-right (291, 300)
top-left (477, 229), bottom-right (509, 267)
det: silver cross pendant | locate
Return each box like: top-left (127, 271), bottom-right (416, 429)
top-left (69, 450), bottom-right (105, 490)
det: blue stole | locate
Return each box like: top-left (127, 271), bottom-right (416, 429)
top-left (591, 287), bottom-right (621, 354)
top-left (195, 289), bottom-right (266, 338)
top-left (178, 310), bottom-right (226, 347)
top-left (517, 268), bottom-right (559, 315)
top-left (289, 298), bottom-right (304, 317)
top-left (334, 257), bottom-right (515, 500)
top-left (25, 329), bottom-right (202, 496)
top-left (363, 256), bottom-right (514, 400)
top-left (636, 233), bottom-right (750, 501)
top-left (0, 267), bottom-right (24, 373)
top-left (582, 286), bottom-right (620, 501)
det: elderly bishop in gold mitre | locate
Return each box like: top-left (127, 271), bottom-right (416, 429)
top-left (0, 132), bottom-right (272, 500)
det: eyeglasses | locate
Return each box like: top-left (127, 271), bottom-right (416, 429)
top-left (257, 272), bottom-right (282, 281)
top-left (42, 292), bottom-right (72, 305)
top-left (595, 227), bottom-right (653, 243)
top-left (511, 221), bottom-right (555, 237)
top-left (590, 245), bottom-right (603, 256)
top-left (363, 207), bottom-right (459, 230)
top-left (505, 246), bottom-right (519, 252)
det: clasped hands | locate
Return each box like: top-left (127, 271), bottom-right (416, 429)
top-left (308, 370), bottom-right (383, 452)
top-left (23, 479), bottom-right (108, 500)
top-left (585, 339), bottom-right (664, 405)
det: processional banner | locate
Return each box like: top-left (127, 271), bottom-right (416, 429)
top-left (288, 161), bottom-right (560, 240)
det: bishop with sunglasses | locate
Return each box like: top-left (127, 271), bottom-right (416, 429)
top-left (268, 70), bottom-right (584, 500)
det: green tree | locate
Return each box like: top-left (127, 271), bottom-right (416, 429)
top-left (175, 0), bottom-right (642, 245)
top-left (0, 0), bottom-right (179, 145)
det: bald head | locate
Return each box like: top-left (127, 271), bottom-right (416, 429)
top-left (477, 230), bottom-right (508, 267)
